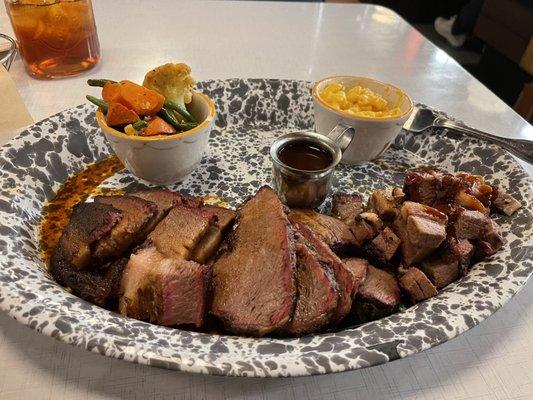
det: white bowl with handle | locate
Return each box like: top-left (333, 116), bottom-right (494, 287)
top-left (312, 76), bottom-right (413, 164)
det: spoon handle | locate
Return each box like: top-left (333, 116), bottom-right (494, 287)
top-left (434, 117), bottom-right (533, 164)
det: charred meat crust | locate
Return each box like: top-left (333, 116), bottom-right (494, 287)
top-left (51, 202), bottom-right (122, 272)
top-left (93, 195), bottom-right (157, 262)
top-left (51, 257), bottom-right (128, 306)
top-left (132, 189), bottom-right (188, 233)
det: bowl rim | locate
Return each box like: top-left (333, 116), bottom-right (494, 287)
top-left (96, 91), bottom-right (216, 142)
top-left (312, 75), bottom-right (414, 122)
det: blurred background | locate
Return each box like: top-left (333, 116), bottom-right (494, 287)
top-left (267, 0), bottom-right (533, 122)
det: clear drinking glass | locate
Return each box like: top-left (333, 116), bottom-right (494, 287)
top-left (4, 0), bottom-right (101, 79)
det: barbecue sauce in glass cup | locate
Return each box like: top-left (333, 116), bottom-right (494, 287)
top-left (270, 129), bottom-right (352, 208)
top-left (278, 141), bottom-right (334, 171)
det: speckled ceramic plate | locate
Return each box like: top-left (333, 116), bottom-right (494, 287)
top-left (0, 79), bottom-right (531, 377)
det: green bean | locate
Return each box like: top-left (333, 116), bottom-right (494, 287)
top-left (163, 99), bottom-right (197, 124)
top-left (158, 108), bottom-right (197, 131)
top-left (87, 78), bottom-right (116, 87)
top-left (86, 95), bottom-right (108, 113)
top-left (132, 120), bottom-right (148, 131)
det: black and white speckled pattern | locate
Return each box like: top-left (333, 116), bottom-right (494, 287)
top-left (0, 79), bottom-right (531, 377)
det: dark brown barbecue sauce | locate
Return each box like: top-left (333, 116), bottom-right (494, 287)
top-left (39, 155), bottom-right (125, 269)
top-left (277, 140), bottom-right (334, 171)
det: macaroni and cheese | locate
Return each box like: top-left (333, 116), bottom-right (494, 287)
top-left (319, 83), bottom-right (401, 118)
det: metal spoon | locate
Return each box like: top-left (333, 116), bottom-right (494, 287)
top-left (403, 105), bottom-right (533, 164)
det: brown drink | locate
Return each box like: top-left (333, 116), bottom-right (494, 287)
top-left (5, 0), bottom-right (101, 79)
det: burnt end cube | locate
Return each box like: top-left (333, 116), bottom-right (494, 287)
top-left (482, 219), bottom-right (504, 252)
top-left (453, 210), bottom-right (489, 240)
top-left (394, 202), bottom-right (448, 266)
top-left (492, 188), bottom-right (521, 216)
top-left (406, 215), bottom-right (447, 248)
top-left (420, 257), bottom-right (459, 289)
top-left (398, 267), bottom-right (438, 303)
top-left (350, 212), bottom-right (383, 247)
top-left (369, 227), bottom-right (401, 262)
top-left (392, 187), bottom-right (406, 204)
top-left (367, 189), bottom-right (398, 220)
top-left (443, 237), bottom-right (474, 276)
top-left (332, 193), bottom-right (363, 224)
top-left (353, 265), bottom-right (401, 322)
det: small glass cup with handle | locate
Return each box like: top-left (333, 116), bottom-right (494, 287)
top-left (270, 124), bottom-right (355, 208)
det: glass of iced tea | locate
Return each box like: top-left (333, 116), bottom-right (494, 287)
top-left (4, 0), bottom-right (101, 79)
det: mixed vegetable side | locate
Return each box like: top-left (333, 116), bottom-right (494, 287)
top-left (86, 63), bottom-right (198, 136)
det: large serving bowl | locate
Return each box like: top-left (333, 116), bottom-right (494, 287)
top-left (312, 76), bottom-right (413, 164)
top-left (0, 79), bottom-right (531, 378)
top-left (97, 91), bottom-right (216, 185)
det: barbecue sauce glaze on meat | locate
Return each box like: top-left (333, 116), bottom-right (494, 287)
top-left (40, 156), bottom-right (124, 268)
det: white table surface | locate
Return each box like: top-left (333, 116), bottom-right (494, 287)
top-left (1, 1), bottom-right (532, 399)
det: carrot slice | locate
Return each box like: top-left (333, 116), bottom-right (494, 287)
top-left (102, 81), bottom-right (164, 116)
top-left (106, 102), bottom-right (139, 127)
top-left (142, 116), bottom-right (177, 136)
top-left (102, 82), bottom-right (121, 103)
top-left (117, 80), bottom-right (165, 116)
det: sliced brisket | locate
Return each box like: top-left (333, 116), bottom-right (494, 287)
top-left (93, 195), bottom-right (156, 262)
top-left (133, 189), bottom-right (186, 233)
top-left (289, 209), bottom-right (357, 254)
top-left (147, 205), bottom-right (218, 261)
top-left (119, 246), bottom-right (208, 327)
top-left (51, 257), bottom-right (128, 306)
top-left (292, 221), bottom-right (355, 323)
top-left (342, 257), bottom-right (369, 296)
top-left (286, 237), bottom-right (338, 335)
top-left (192, 205), bottom-right (237, 264)
top-left (211, 187), bottom-right (297, 336)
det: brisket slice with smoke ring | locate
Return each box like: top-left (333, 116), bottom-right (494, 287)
top-left (119, 246), bottom-right (208, 327)
top-left (290, 219), bottom-right (355, 324)
top-left (211, 186), bottom-right (297, 336)
top-left (286, 235), bottom-right (339, 335)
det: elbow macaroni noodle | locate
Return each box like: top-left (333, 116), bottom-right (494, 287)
top-left (319, 83), bottom-right (401, 118)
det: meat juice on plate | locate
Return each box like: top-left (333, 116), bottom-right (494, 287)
top-left (5, 0), bottom-right (100, 78)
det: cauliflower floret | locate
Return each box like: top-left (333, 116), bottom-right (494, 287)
top-left (143, 63), bottom-right (195, 106)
